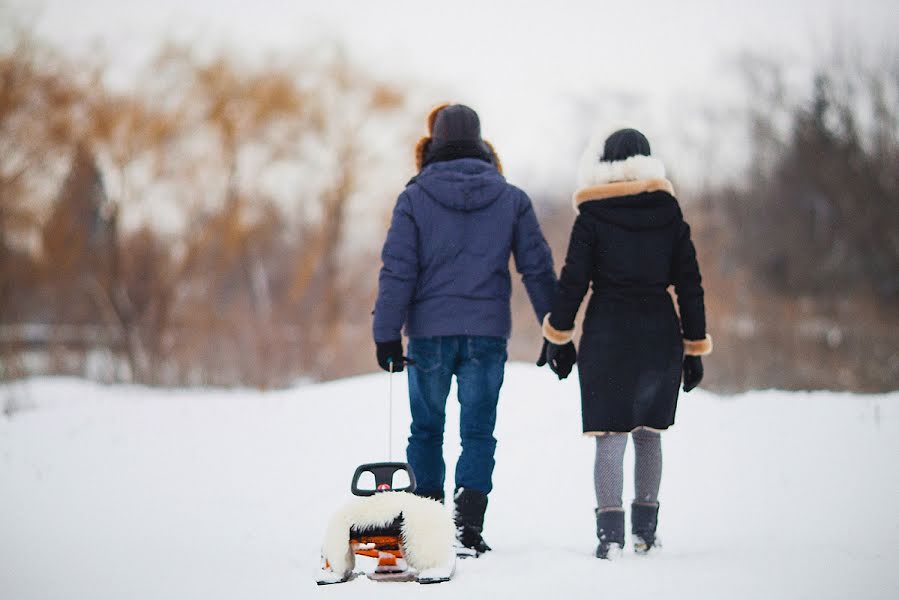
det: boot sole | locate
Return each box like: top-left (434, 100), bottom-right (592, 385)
top-left (634, 535), bottom-right (661, 555)
top-left (595, 543), bottom-right (624, 560)
top-left (455, 545), bottom-right (490, 559)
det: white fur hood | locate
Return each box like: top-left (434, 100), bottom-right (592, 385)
top-left (573, 133), bottom-right (675, 211)
top-left (577, 130), bottom-right (667, 188)
top-left (578, 154), bottom-right (666, 188)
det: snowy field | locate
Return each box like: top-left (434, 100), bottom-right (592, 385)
top-left (1, 365), bottom-right (897, 599)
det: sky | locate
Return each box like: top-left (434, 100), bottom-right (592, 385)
top-left (9, 0), bottom-right (899, 190)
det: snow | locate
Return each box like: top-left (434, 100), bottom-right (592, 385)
top-left (1, 366), bottom-right (897, 599)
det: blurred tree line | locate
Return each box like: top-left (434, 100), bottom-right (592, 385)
top-left (1, 31), bottom-right (411, 387)
top-left (1, 31), bottom-right (896, 392)
top-left (699, 51), bottom-right (898, 391)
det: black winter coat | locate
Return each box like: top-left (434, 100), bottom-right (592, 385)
top-left (543, 169), bottom-right (709, 434)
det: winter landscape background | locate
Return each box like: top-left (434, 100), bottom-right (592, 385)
top-left (0, 1), bottom-right (897, 598)
top-left (1, 0), bottom-right (896, 391)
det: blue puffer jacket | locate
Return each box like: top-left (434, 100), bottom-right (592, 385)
top-left (373, 158), bottom-right (556, 342)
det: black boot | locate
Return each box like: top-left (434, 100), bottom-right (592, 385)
top-left (631, 502), bottom-right (659, 554)
top-left (595, 509), bottom-right (625, 559)
top-left (453, 487), bottom-right (491, 557)
top-left (415, 490), bottom-right (445, 504)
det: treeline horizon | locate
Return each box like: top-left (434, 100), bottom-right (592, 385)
top-left (1, 30), bottom-right (896, 397)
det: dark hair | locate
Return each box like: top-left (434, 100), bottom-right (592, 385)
top-left (602, 128), bottom-right (651, 162)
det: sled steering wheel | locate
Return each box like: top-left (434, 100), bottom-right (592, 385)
top-left (351, 462), bottom-right (417, 496)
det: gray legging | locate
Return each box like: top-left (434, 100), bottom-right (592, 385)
top-left (594, 428), bottom-right (662, 510)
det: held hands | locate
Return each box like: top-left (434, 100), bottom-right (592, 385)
top-left (537, 339), bottom-right (577, 380)
top-left (682, 355), bottom-right (704, 392)
top-left (376, 340), bottom-right (406, 373)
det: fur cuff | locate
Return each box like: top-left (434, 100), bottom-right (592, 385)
top-left (683, 335), bottom-right (713, 356)
top-left (542, 313), bottom-right (575, 345)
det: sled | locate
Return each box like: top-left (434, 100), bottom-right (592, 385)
top-left (315, 462), bottom-right (456, 585)
top-left (316, 362), bottom-right (456, 585)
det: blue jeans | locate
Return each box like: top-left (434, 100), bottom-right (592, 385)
top-left (406, 335), bottom-right (507, 496)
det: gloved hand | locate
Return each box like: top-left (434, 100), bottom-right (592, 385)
top-left (376, 340), bottom-right (405, 373)
top-left (536, 339), bottom-right (577, 380)
top-left (537, 340), bottom-right (548, 366)
top-left (683, 355), bottom-right (703, 392)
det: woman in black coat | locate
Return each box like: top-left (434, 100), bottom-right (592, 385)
top-left (538, 129), bottom-right (712, 559)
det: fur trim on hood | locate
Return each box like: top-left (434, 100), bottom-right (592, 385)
top-left (573, 132), bottom-right (674, 211)
top-left (578, 154), bottom-right (666, 188)
top-left (573, 178), bottom-right (675, 210)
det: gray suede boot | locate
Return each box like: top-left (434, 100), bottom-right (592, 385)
top-left (595, 509), bottom-right (625, 559)
top-left (631, 502), bottom-right (660, 554)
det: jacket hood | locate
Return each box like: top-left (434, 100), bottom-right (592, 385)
top-left (412, 158), bottom-right (507, 212)
top-left (572, 152), bottom-right (679, 230)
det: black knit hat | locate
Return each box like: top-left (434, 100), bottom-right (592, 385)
top-left (602, 128), bottom-right (651, 162)
top-left (414, 103), bottom-right (503, 173)
top-left (431, 104), bottom-right (482, 143)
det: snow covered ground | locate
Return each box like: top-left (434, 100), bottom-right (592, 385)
top-left (1, 365), bottom-right (897, 599)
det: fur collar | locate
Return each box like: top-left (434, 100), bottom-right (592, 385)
top-left (574, 149), bottom-right (674, 211)
top-left (573, 178), bottom-right (675, 210)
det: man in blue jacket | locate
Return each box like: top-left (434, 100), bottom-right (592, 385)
top-left (373, 104), bottom-right (558, 556)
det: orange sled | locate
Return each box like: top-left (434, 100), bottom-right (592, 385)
top-left (316, 463), bottom-right (455, 585)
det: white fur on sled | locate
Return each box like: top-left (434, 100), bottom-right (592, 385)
top-left (321, 492), bottom-right (455, 577)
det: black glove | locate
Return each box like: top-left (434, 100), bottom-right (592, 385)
top-left (683, 355), bottom-right (703, 392)
top-left (536, 340), bottom-right (549, 367)
top-left (376, 340), bottom-right (405, 373)
top-left (536, 339), bottom-right (577, 380)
